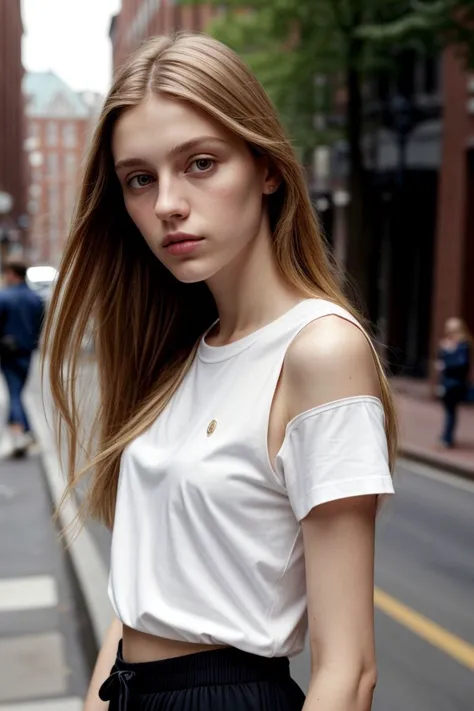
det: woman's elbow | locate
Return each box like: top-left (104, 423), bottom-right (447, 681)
top-left (360, 663), bottom-right (378, 695)
top-left (349, 663), bottom-right (378, 709)
top-left (309, 662), bottom-right (378, 710)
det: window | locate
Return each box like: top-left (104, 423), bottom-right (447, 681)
top-left (64, 152), bottom-right (77, 175)
top-left (48, 184), bottom-right (60, 218)
top-left (46, 121), bottom-right (58, 146)
top-left (50, 225), bottom-right (60, 262)
top-left (48, 184), bottom-right (61, 257)
top-left (127, 0), bottom-right (160, 42)
top-left (29, 122), bottom-right (40, 139)
top-left (28, 199), bottom-right (39, 215)
top-left (397, 50), bottom-right (415, 98)
top-left (62, 123), bottom-right (77, 148)
top-left (424, 57), bottom-right (439, 95)
top-left (47, 152), bottom-right (59, 177)
top-left (66, 184), bottom-right (77, 223)
top-left (29, 184), bottom-right (42, 199)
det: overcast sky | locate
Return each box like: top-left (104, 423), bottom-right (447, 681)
top-left (22, 0), bottom-right (121, 95)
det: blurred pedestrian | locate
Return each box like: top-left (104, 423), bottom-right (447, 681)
top-left (436, 317), bottom-right (472, 449)
top-left (44, 33), bottom-right (396, 711)
top-left (0, 258), bottom-right (44, 457)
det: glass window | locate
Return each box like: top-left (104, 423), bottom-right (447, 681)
top-left (29, 122), bottom-right (40, 139)
top-left (64, 152), bottom-right (77, 175)
top-left (47, 152), bottom-right (59, 177)
top-left (66, 184), bottom-right (77, 221)
top-left (28, 199), bottom-right (39, 215)
top-left (62, 123), bottom-right (77, 147)
top-left (48, 184), bottom-right (60, 217)
top-left (424, 57), bottom-right (439, 95)
top-left (46, 121), bottom-right (58, 146)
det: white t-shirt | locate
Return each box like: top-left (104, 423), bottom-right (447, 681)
top-left (108, 299), bottom-right (394, 657)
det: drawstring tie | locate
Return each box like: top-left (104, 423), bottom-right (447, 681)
top-left (99, 668), bottom-right (137, 711)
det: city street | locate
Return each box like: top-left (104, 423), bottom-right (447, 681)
top-left (1, 1), bottom-right (474, 709)
top-left (4, 359), bottom-right (474, 709)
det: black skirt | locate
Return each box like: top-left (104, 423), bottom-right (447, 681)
top-left (99, 641), bottom-right (306, 710)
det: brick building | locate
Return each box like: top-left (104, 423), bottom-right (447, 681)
top-left (23, 72), bottom-right (101, 266)
top-left (110, 0), bottom-right (216, 71)
top-left (336, 47), bottom-right (474, 380)
top-left (0, 0), bottom-right (27, 252)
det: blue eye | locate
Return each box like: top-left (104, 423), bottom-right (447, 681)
top-left (189, 158), bottom-right (214, 173)
top-left (127, 174), bottom-right (154, 189)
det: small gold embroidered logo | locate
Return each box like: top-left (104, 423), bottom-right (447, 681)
top-left (207, 419), bottom-right (217, 437)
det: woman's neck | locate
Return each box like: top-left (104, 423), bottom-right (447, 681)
top-left (205, 233), bottom-right (305, 346)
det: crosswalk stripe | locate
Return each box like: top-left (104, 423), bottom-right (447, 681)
top-left (0, 576), bottom-right (57, 612)
top-left (0, 698), bottom-right (82, 711)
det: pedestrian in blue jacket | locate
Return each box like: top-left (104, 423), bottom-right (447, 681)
top-left (0, 259), bottom-right (45, 457)
top-left (436, 317), bottom-right (472, 448)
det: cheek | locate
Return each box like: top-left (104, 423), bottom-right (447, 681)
top-left (124, 196), bottom-right (156, 235)
top-left (209, 164), bottom-right (262, 218)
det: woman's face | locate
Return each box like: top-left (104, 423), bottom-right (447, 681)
top-left (445, 318), bottom-right (463, 338)
top-left (112, 93), bottom-right (276, 284)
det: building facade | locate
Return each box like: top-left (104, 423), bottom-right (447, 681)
top-left (23, 72), bottom-right (101, 266)
top-left (0, 0), bottom-right (27, 254)
top-left (432, 48), bottom-right (474, 375)
top-left (110, 1), bottom-right (217, 70)
top-left (337, 47), bottom-right (474, 380)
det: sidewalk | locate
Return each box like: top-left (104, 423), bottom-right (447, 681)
top-left (0, 382), bottom-right (91, 710)
top-left (393, 377), bottom-right (474, 478)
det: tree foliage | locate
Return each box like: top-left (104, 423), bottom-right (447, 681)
top-left (183, 0), bottom-right (414, 153)
top-left (360, 1), bottom-right (474, 66)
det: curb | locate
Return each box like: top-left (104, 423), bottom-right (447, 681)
top-left (399, 445), bottom-right (474, 481)
top-left (24, 387), bottom-right (111, 651)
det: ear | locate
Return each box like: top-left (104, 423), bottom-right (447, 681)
top-left (261, 157), bottom-right (282, 195)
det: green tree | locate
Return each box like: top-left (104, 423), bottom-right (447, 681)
top-left (360, 1), bottom-right (474, 65)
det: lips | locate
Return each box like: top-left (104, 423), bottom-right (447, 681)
top-left (162, 232), bottom-right (202, 248)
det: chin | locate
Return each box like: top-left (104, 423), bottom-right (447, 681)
top-left (168, 260), bottom-right (218, 285)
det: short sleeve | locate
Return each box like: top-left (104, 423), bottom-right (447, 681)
top-left (275, 396), bottom-right (394, 521)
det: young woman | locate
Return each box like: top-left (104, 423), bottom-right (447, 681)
top-left (436, 317), bottom-right (472, 448)
top-left (44, 32), bottom-right (396, 711)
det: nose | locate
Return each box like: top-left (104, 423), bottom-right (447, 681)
top-left (154, 177), bottom-right (189, 222)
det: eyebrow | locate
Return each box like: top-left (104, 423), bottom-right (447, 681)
top-left (114, 136), bottom-right (229, 171)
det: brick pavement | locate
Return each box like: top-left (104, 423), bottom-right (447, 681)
top-left (393, 377), bottom-right (474, 477)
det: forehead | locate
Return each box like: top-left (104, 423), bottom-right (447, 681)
top-left (112, 93), bottom-right (233, 160)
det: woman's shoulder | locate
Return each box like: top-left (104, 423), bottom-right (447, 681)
top-left (283, 313), bottom-right (380, 417)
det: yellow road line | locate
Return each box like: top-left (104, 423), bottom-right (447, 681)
top-left (374, 587), bottom-right (474, 671)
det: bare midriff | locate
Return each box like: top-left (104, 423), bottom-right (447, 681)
top-left (122, 624), bottom-right (229, 663)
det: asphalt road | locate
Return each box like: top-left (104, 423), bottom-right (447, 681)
top-left (33, 359), bottom-right (474, 709)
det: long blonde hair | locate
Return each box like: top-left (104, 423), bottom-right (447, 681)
top-left (43, 32), bottom-right (398, 530)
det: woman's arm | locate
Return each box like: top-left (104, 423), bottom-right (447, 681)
top-left (83, 617), bottom-right (123, 711)
top-left (283, 316), bottom-right (384, 710)
top-left (301, 496), bottom-right (378, 711)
